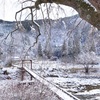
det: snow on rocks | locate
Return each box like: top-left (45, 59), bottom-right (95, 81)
top-left (0, 67), bottom-right (20, 80)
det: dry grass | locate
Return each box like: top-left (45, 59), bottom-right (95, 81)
top-left (0, 80), bottom-right (61, 100)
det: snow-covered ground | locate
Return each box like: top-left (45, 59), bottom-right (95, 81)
top-left (0, 66), bottom-right (63, 100)
top-left (0, 80), bottom-right (61, 100)
top-left (0, 67), bottom-right (20, 80)
top-left (29, 60), bottom-right (100, 100)
top-left (0, 59), bottom-right (100, 100)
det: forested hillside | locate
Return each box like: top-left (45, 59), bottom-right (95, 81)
top-left (0, 15), bottom-right (100, 66)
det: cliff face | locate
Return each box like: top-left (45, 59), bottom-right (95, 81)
top-left (0, 15), bottom-right (100, 62)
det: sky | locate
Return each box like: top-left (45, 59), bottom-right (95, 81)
top-left (0, 0), bottom-right (78, 21)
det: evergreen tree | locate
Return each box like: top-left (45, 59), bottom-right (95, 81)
top-left (43, 42), bottom-right (52, 59)
top-left (37, 42), bottom-right (43, 57)
top-left (62, 40), bottom-right (67, 57)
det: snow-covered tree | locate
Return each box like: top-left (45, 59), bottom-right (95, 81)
top-left (43, 42), bottom-right (52, 59)
top-left (76, 51), bottom-right (100, 73)
top-left (37, 42), bottom-right (43, 57)
top-left (62, 40), bottom-right (67, 56)
top-left (16, 0), bottom-right (100, 30)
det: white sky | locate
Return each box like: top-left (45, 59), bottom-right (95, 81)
top-left (0, 0), bottom-right (78, 21)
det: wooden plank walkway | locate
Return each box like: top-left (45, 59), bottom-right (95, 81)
top-left (23, 67), bottom-right (80, 100)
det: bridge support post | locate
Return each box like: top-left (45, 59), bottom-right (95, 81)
top-left (21, 68), bottom-right (25, 81)
top-left (21, 60), bottom-right (25, 81)
top-left (30, 60), bottom-right (33, 80)
top-left (21, 60), bottom-right (33, 81)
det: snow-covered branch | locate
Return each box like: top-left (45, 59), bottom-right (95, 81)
top-left (35, 0), bottom-right (100, 30)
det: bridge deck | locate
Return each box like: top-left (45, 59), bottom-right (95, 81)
top-left (23, 67), bottom-right (80, 100)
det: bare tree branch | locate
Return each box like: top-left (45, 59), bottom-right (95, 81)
top-left (1, 28), bottom-right (18, 44)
